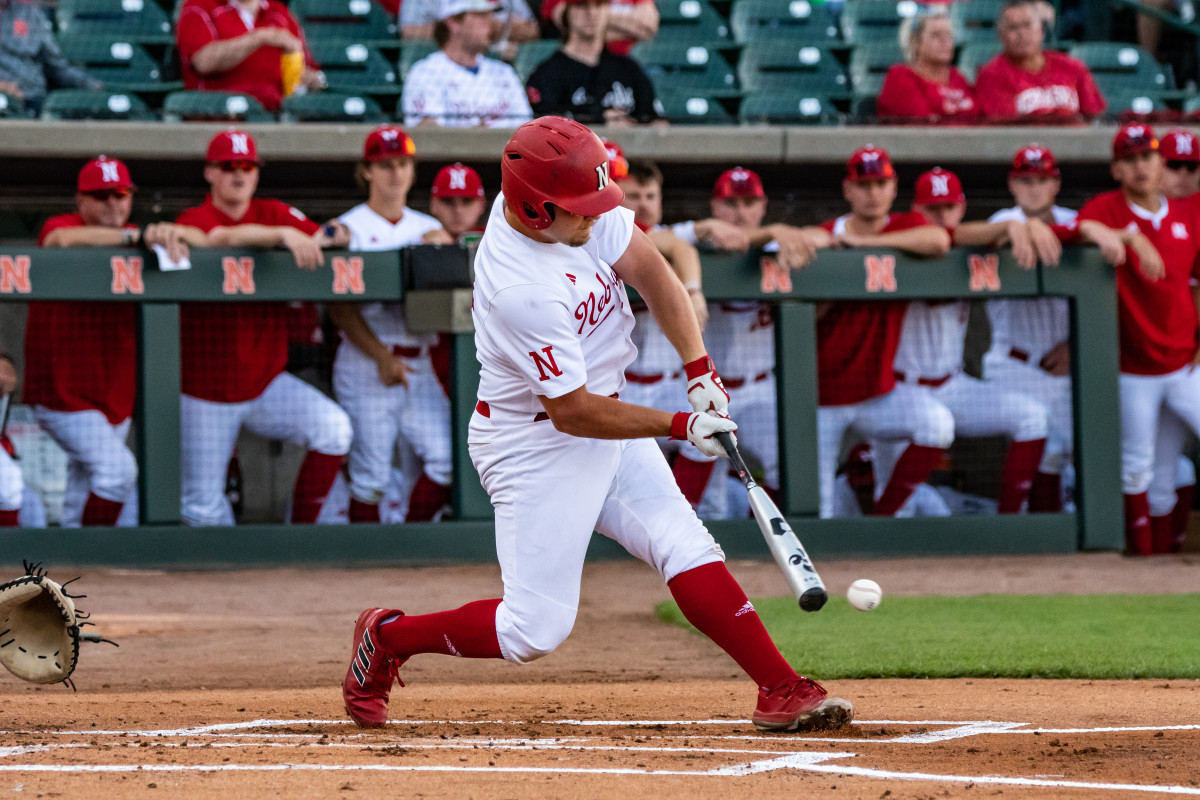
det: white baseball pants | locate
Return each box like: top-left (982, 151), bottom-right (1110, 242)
top-left (1119, 366), bottom-right (1200, 495)
top-left (33, 408), bottom-right (137, 525)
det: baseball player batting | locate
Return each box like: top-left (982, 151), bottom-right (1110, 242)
top-left (343, 116), bottom-right (853, 734)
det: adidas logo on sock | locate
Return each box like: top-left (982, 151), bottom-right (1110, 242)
top-left (735, 600), bottom-right (755, 617)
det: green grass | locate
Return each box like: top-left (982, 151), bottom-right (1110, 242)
top-left (656, 594), bottom-right (1200, 679)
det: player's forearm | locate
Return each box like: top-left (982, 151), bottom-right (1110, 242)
top-left (541, 391), bottom-right (674, 439)
top-left (327, 302), bottom-right (390, 362)
top-left (649, 230), bottom-right (701, 285)
top-left (190, 33), bottom-right (266, 75)
top-left (861, 226), bottom-right (952, 256)
top-left (952, 221), bottom-right (1008, 247)
top-left (41, 226), bottom-right (126, 248)
top-left (206, 224), bottom-right (291, 249)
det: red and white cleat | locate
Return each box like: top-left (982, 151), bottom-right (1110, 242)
top-left (342, 608), bottom-right (407, 728)
top-left (752, 676), bottom-right (854, 732)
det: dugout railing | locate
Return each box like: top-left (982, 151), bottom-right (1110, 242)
top-left (0, 244), bottom-right (1121, 568)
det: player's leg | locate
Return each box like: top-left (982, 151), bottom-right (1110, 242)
top-left (0, 447), bottom-right (24, 526)
top-left (180, 395), bottom-right (248, 526)
top-left (395, 365), bottom-right (453, 522)
top-left (817, 405), bottom-right (856, 518)
top-left (1148, 409), bottom-right (1188, 553)
top-left (857, 385), bottom-right (954, 516)
top-left (333, 350), bottom-right (400, 523)
top-left (33, 408), bottom-right (138, 526)
top-left (1119, 373), bottom-right (1166, 555)
top-left (244, 373), bottom-right (352, 524)
top-left (1160, 368), bottom-right (1200, 552)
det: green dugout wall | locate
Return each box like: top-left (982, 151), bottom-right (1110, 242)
top-left (0, 244), bottom-right (1120, 568)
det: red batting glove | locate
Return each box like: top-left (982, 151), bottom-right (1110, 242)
top-left (684, 355), bottom-right (730, 416)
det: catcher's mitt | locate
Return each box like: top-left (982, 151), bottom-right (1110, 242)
top-left (0, 561), bottom-right (115, 689)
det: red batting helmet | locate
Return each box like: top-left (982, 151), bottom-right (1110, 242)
top-left (500, 116), bottom-right (623, 231)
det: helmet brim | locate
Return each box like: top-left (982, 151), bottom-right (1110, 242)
top-left (555, 182), bottom-right (624, 219)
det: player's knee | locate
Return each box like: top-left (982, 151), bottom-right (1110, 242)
top-left (93, 447), bottom-right (138, 500)
top-left (499, 608), bottom-right (576, 664)
top-left (311, 409), bottom-right (353, 455)
top-left (914, 405), bottom-right (955, 449)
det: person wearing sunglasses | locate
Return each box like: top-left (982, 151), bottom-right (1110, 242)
top-left (1160, 129), bottom-right (1200, 200)
top-left (26, 157), bottom-right (206, 527)
top-left (173, 130), bottom-right (352, 528)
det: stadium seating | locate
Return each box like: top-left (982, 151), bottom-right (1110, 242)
top-left (308, 41), bottom-right (400, 97)
top-left (292, 0), bottom-right (397, 44)
top-left (654, 88), bottom-right (737, 124)
top-left (162, 90), bottom-right (274, 122)
top-left (956, 40), bottom-right (1003, 81)
top-left (948, 0), bottom-right (1002, 44)
top-left (736, 41), bottom-right (849, 96)
top-left (398, 40), bottom-right (438, 80)
top-left (55, 0), bottom-right (174, 44)
top-left (1105, 91), bottom-right (1170, 116)
top-left (656, 0), bottom-right (732, 43)
top-left (58, 38), bottom-right (181, 94)
top-left (0, 93), bottom-right (26, 118)
top-left (849, 42), bottom-right (903, 98)
top-left (730, 0), bottom-right (839, 44)
top-left (839, 0), bottom-right (917, 45)
top-left (42, 89), bottom-right (155, 120)
top-left (514, 39), bottom-right (560, 82)
top-left (631, 41), bottom-right (738, 92)
top-left (738, 91), bottom-right (839, 124)
top-left (1068, 42), bottom-right (1174, 93)
top-left (280, 92), bottom-right (386, 122)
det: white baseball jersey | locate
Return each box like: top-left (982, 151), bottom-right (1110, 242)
top-left (893, 301), bottom-right (969, 379)
top-left (402, 51), bottom-right (532, 128)
top-left (338, 203), bottom-right (444, 347)
top-left (473, 194), bottom-right (636, 416)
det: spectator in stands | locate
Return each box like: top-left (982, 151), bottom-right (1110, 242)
top-left (401, 0), bottom-right (539, 61)
top-left (540, 0), bottom-right (656, 55)
top-left (0, 0), bottom-right (102, 115)
top-left (815, 146), bottom-right (954, 519)
top-left (975, 0), bottom-right (1105, 122)
top-left (876, 9), bottom-right (979, 123)
top-left (174, 130), bottom-right (352, 527)
top-left (28, 157), bottom-right (206, 527)
top-left (401, 0), bottom-right (532, 127)
top-left (177, 0), bottom-right (325, 113)
top-left (428, 162), bottom-right (488, 242)
top-left (526, 0), bottom-right (663, 126)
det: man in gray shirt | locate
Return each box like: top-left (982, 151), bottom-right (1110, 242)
top-left (0, 0), bottom-right (101, 114)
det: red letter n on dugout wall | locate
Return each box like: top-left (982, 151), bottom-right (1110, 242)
top-left (222, 257), bottom-right (256, 294)
top-left (864, 255), bottom-right (897, 292)
top-left (528, 346), bottom-right (563, 381)
top-left (968, 254), bottom-right (1001, 292)
top-left (760, 255), bottom-right (792, 294)
top-left (0, 256), bottom-right (31, 294)
top-left (332, 257), bottom-right (365, 295)
top-left (110, 256), bottom-right (144, 295)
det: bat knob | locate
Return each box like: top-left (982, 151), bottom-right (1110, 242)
top-left (799, 588), bottom-right (828, 613)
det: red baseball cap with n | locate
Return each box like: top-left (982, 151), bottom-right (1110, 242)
top-left (712, 167), bottom-right (764, 199)
top-left (77, 156), bottom-right (135, 193)
top-left (602, 139), bottom-right (629, 182)
top-left (1160, 129), bottom-right (1200, 162)
top-left (432, 162), bottom-right (485, 198)
top-left (845, 146), bottom-right (895, 182)
top-left (1010, 144), bottom-right (1060, 177)
top-left (363, 125), bottom-right (416, 162)
top-left (1112, 123), bottom-right (1159, 160)
top-left (913, 167), bottom-right (965, 206)
top-left (206, 129), bottom-right (261, 164)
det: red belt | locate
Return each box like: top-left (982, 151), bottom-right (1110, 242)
top-left (894, 370), bottom-right (953, 389)
top-left (723, 371), bottom-right (770, 390)
top-left (625, 371), bottom-right (666, 385)
top-left (392, 345), bottom-right (423, 358)
top-left (476, 393), bottom-right (618, 423)
top-left (1009, 347), bottom-right (1030, 363)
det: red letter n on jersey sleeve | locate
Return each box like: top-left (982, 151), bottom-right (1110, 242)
top-left (528, 346), bottom-right (564, 381)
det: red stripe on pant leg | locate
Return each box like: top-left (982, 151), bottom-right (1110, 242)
top-left (406, 473), bottom-right (451, 522)
top-left (378, 598), bottom-right (503, 660)
top-left (1123, 492), bottom-right (1152, 556)
top-left (873, 444), bottom-right (944, 516)
top-left (349, 498), bottom-right (381, 524)
top-left (1170, 484), bottom-right (1193, 553)
top-left (668, 561), bottom-right (796, 689)
top-left (1028, 471), bottom-right (1063, 513)
top-left (290, 451), bottom-right (343, 524)
top-left (1150, 514), bottom-right (1173, 555)
top-left (671, 455), bottom-right (715, 509)
top-left (997, 438), bottom-right (1047, 514)
top-left (0, 508), bottom-right (19, 527)
top-left (81, 493), bottom-right (123, 526)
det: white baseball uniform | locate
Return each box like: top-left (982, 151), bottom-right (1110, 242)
top-left (468, 195), bottom-right (723, 664)
top-left (31, 410), bottom-right (137, 526)
top-left (402, 51), bottom-right (532, 128)
top-left (334, 203), bottom-right (451, 508)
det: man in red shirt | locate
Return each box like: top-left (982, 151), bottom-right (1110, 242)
top-left (28, 157), bottom-right (207, 527)
top-left (175, 130), bottom-right (352, 527)
top-left (1078, 123), bottom-right (1200, 555)
top-left (975, 0), bottom-right (1105, 122)
top-left (177, 0), bottom-right (325, 112)
top-left (815, 146), bottom-right (954, 519)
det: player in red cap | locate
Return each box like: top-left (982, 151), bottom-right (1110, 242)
top-left (343, 116), bottom-right (853, 734)
top-left (327, 126), bottom-right (453, 524)
top-left (1159, 129), bottom-right (1200, 200)
top-left (428, 162), bottom-right (488, 242)
top-left (1078, 123), bottom-right (1200, 555)
top-left (174, 130), bottom-right (352, 527)
top-left (28, 156), bottom-right (207, 527)
top-left (815, 146), bottom-right (954, 518)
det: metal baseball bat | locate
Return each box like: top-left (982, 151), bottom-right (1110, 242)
top-left (715, 431), bottom-right (828, 612)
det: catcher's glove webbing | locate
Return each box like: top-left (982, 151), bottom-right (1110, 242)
top-left (0, 561), bottom-right (116, 689)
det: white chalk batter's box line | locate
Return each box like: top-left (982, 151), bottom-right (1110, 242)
top-left (1, 718), bottom-right (1198, 795)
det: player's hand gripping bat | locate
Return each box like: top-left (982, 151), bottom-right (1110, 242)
top-left (714, 431), bottom-right (828, 612)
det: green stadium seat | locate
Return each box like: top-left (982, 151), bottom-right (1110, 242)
top-left (58, 38), bottom-right (181, 94)
top-left (309, 41), bottom-right (400, 95)
top-left (513, 39), bottom-right (560, 82)
top-left (631, 41), bottom-right (738, 92)
top-left (398, 40), bottom-right (438, 80)
top-left (280, 92), bottom-right (386, 122)
top-left (162, 90), bottom-right (274, 122)
top-left (738, 91), bottom-right (838, 123)
top-left (654, 89), bottom-right (737, 124)
top-left (949, 0), bottom-right (1002, 43)
top-left (851, 93), bottom-right (876, 119)
top-left (1068, 43), bottom-right (1174, 91)
top-left (1105, 91), bottom-right (1169, 115)
top-left (41, 89), bottom-right (155, 120)
top-left (736, 41), bottom-right (848, 95)
top-left (292, 0), bottom-right (397, 44)
top-left (956, 41), bottom-right (1002, 81)
top-left (848, 42), bottom-right (903, 95)
top-left (0, 92), bottom-right (28, 118)
top-left (730, 0), bottom-right (839, 44)
top-left (839, 0), bottom-right (918, 45)
top-left (55, 0), bottom-right (174, 44)
top-left (656, 0), bottom-right (731, 43)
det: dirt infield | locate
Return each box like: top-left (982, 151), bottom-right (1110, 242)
top-left (2, 553), bottom-right (1198, 798)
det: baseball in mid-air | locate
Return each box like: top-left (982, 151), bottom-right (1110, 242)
top-left (846, 579), bottom-right (882, 611)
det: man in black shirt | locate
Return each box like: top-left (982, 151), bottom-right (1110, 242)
top-left (525, 0), bottom-right (664, 126)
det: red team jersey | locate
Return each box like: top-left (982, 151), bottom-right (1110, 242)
top-left (175, 196), bottom-right (319, 403)
top-left (816, 211), bottom-right (931, 406)
top-left (176, 0), bottom-right (316, 112)
top-left (875, 64), bottom-right (980, 122)
top-left (975, 51), bottom-right (1106, 121)
top-left (1078, 191), bottom-right (1200, 376)
top-left (23, 214), bottom-right (138, 424)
